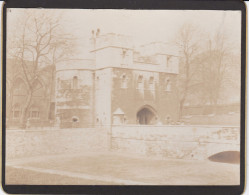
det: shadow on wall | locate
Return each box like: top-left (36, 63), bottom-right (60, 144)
top-left (208, 151), bottom-right (240, 164)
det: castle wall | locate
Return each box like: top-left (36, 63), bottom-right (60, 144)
top-left (95, 47), bottom-right (133, 69)
top-left (54, 34), bottom-right (180, 128)
top-left (56, 70), bottom-right (94, 128)
top-left (111, 67), bottom-right (179, 125)
top-left (157, 72), bottom-right (179, 123)
top-left (94, 68), bottom-right (112, 126)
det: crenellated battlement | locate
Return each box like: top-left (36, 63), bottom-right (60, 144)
top-left (87, 33), bottom-right (180, 73)
top-left (90, 33), bottom-right (134, 51)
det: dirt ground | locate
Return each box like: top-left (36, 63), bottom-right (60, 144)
top-left (5, 152), bottom-right (240, 185)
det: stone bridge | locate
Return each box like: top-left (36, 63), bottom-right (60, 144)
top-left (6, 125), bottom-right (240, 161)
top-left (110, 125), bottom-right (240, 160)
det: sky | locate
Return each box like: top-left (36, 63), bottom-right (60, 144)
top-left (7, 9), bottom-right (241, 57)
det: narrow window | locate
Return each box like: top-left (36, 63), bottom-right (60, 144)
top-left (166, 55), bottom-right (172, 68)
top-left (121, 75), bottom-right (127, 88)
top-left (124, 116), bottom-right (127, 124)
top-left (166, 116), bottom-right (171, 124)
top-left (73, 76), bottom-right (78, 89)
top-left (165, 78), bottom-right (171, 91)
top-left (149, 76), bottom-right (154, 91)
top-left (96, 76), bottom-right (100, 89)
top-left (122, 49), bottom-right (127, 58)
top-left (138, 75), bottom-right (143, 90)
top-left (121, 49), bottom-right (129, 67)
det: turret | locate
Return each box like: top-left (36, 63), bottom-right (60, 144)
top-left (138, 42), bottom-right (179, 74)
top-left (90, 33), bottom-right (134, 69)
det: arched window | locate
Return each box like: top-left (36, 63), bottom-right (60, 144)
top-left (12, 104), bottom-right (21, 119)
top-left (29, 106), bottom-right (40, 119)
top-left (138, 75), bottom-right (143, 90)
top-left (121, 74), bottom-right (127, 88)
top-left (73, 76), bottom-right (78, 89)
top-left (165, 78), bottom-right (171, 91)
top-left (149, 76), bottom-right (154, 91)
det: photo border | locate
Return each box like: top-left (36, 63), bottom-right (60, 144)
top-left (1, 0), bottom-right (246, 194)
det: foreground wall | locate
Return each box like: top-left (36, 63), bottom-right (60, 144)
top-left (6, 125), bottom-right (240, 161)
top-left (182, 113), bottom-right (240, 126)
top-left (6, 128), bottom-right (108, 159)
top-left (111, 125), bottom-right (240, 160)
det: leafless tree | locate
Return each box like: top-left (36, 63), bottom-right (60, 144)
top-left (193, 30), bottom-right (238, 113)
top-left (7, 10), bottom-right (76, 128)
top-left (175, 23), bottom-right (202, 119)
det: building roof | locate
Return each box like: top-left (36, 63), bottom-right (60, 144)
top-left (113, 108), bottom-right (124, 115)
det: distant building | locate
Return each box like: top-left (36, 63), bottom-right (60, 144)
top-left (55, 33), bottom-right (180, 128)
top-left (6, 59), bottom-right (55, 128)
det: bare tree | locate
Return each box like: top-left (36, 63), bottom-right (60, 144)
top-left (194, 30), bottom-right (237, 113)
top-left (175, 23), bottom-right (202, 119)
top-left (7, 10), bottom-right (76, 128)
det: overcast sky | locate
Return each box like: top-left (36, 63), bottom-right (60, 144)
top-left (7, 9), bottom-right (241, 57)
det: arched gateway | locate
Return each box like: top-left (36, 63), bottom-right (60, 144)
top-left (137, 105), bottom-right (157, 125)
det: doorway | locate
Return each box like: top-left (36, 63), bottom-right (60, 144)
top-left (137, 107), bottom-right (157, 125)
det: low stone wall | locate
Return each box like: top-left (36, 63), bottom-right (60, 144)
top-left (111, 125), bottom-right (240, 160)
top-left (6, 128), bottom-right (108, 159)
top-left (182, 113), bottom-right (240, 126)
top-left (6, 125), bottom-right (240, 161)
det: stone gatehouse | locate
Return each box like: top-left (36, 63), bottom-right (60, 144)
top-left (56, 33), bottom-right (180, 128)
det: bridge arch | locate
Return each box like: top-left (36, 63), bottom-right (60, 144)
top-left (208, 150), bottom-right (240, 164)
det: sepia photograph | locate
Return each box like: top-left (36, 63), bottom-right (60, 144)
top-left (4, 8), bottom-right (242, 187)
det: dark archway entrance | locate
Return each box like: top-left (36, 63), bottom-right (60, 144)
top-left (137, 106), bottom-right (157, 125)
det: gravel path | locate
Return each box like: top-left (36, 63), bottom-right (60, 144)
top-left (5, 152), bottom-right (240, 185)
